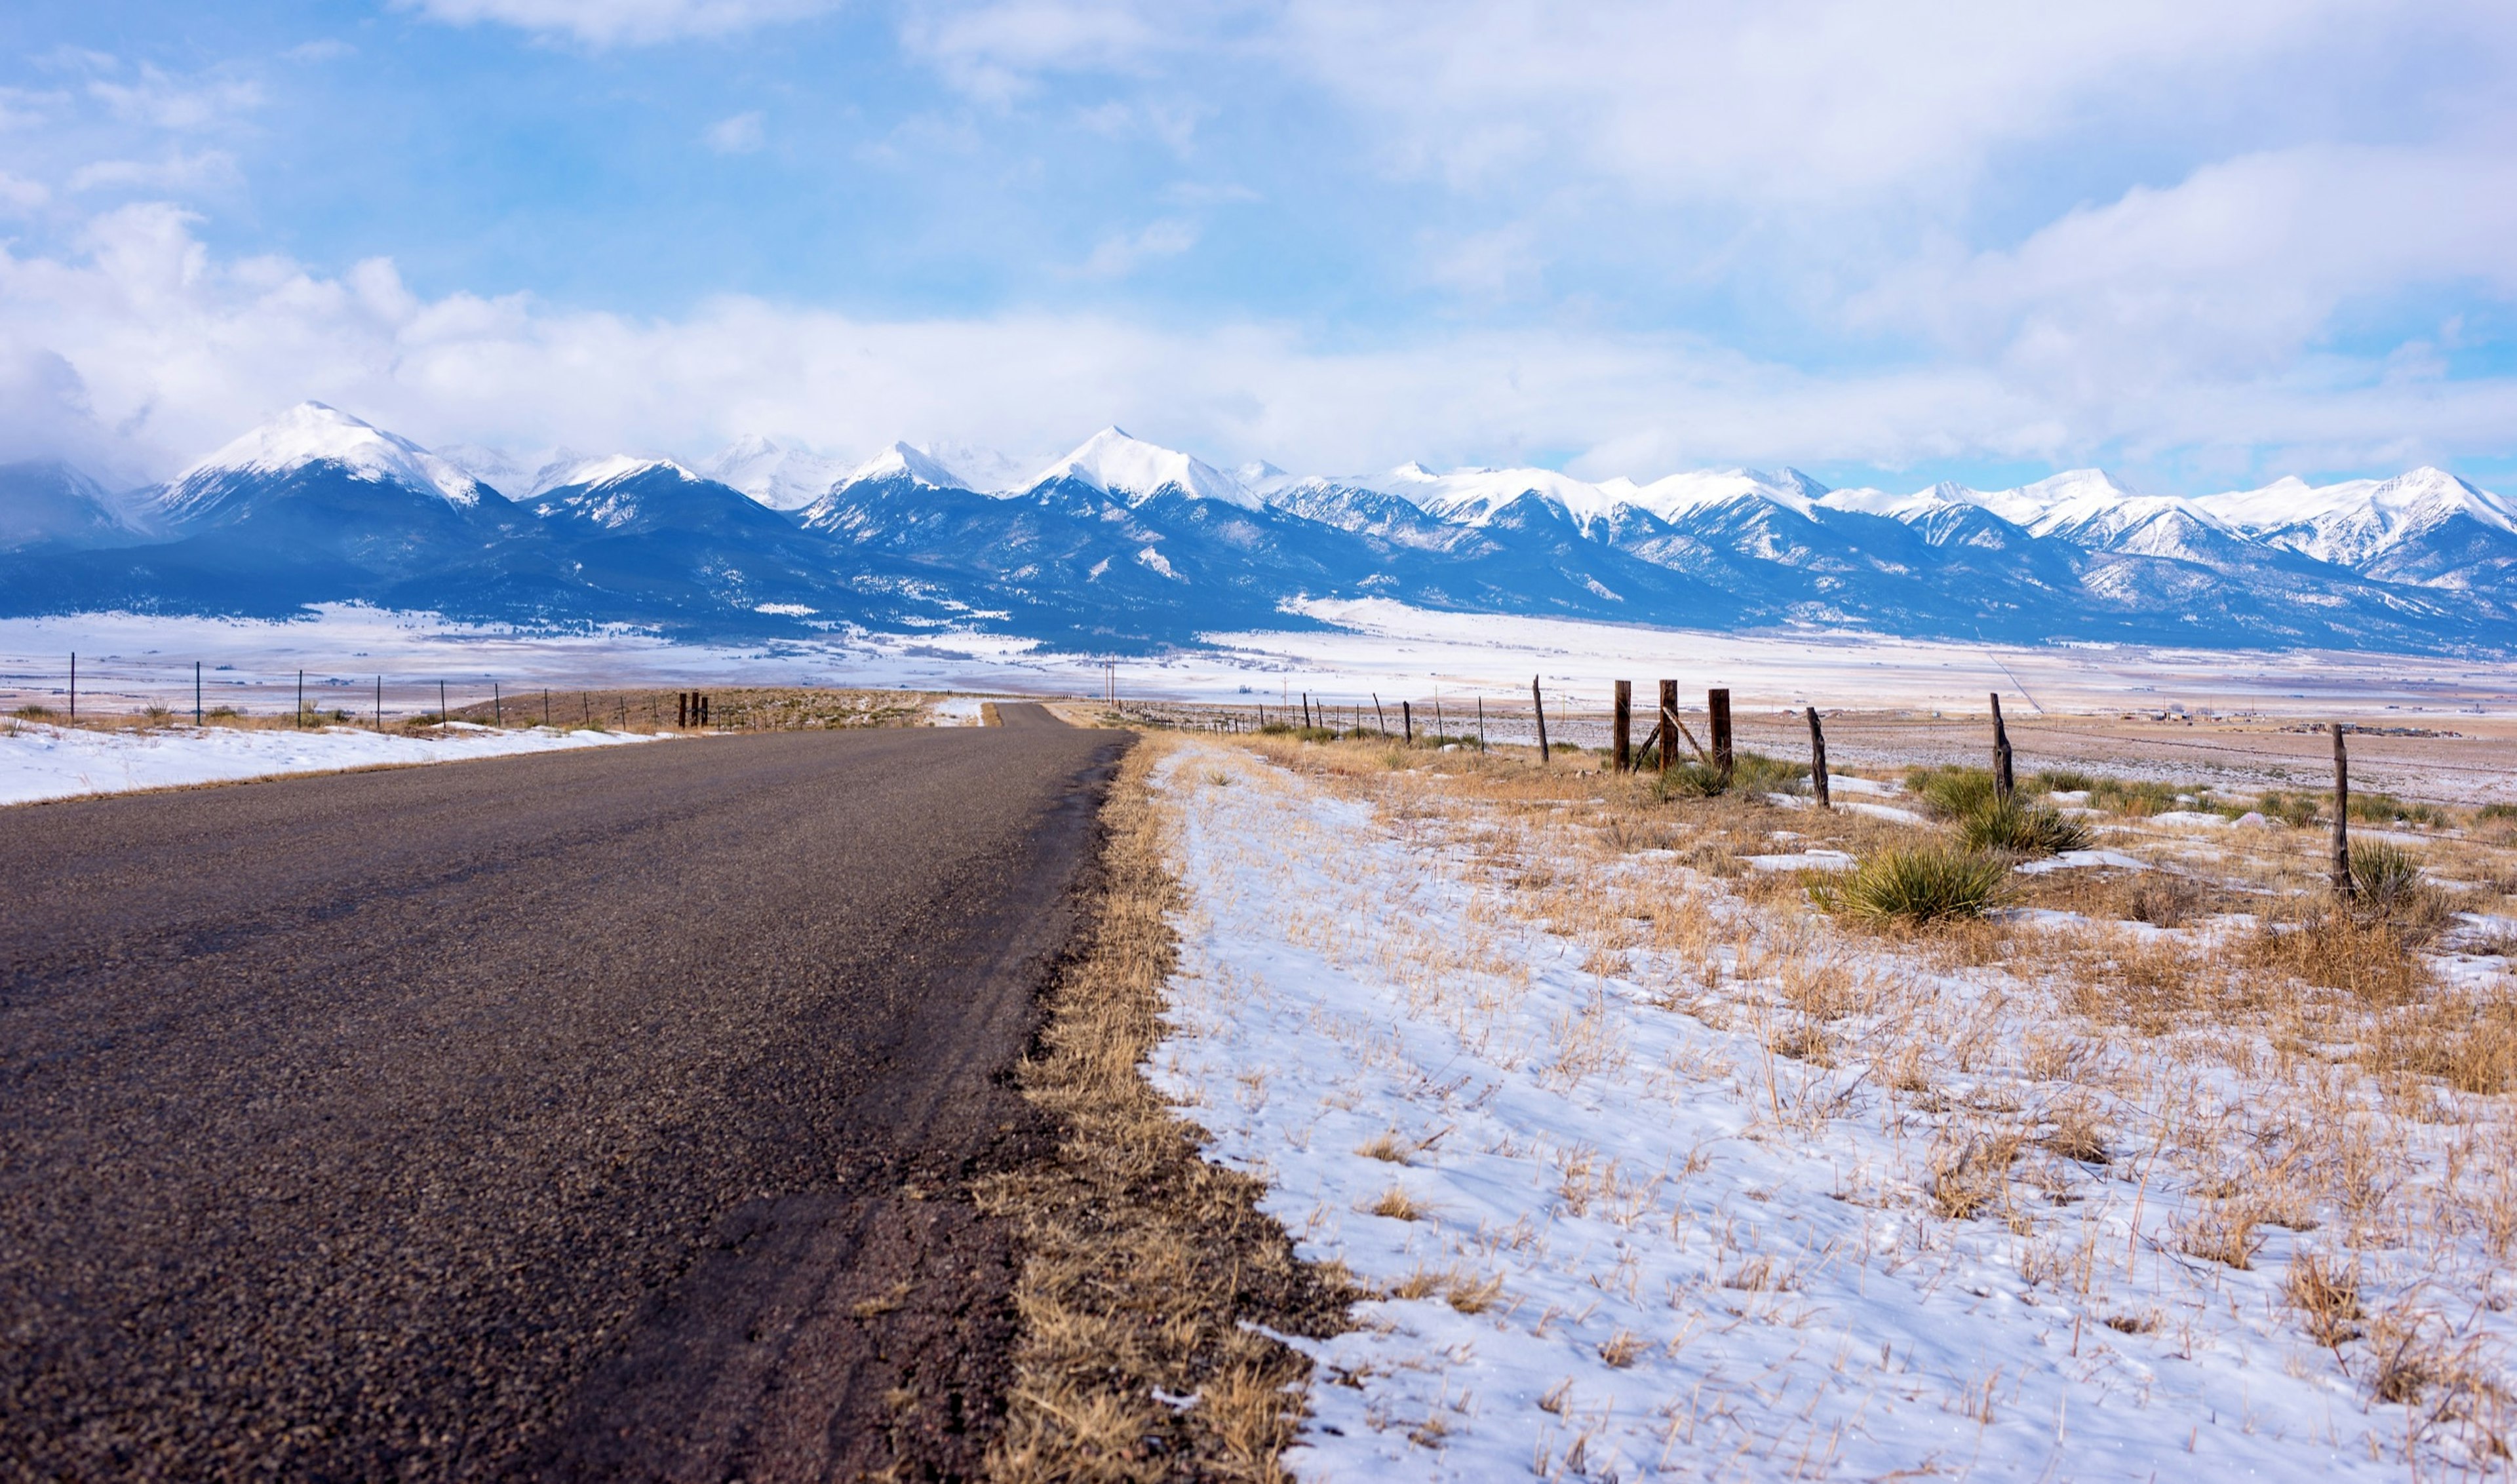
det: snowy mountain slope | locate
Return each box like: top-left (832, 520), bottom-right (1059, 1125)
top-left (0, 461), bottom-right (150, 550)
top-left (157, 403), bottom-right (490, 527)
top-left (9, 407), bottom-right (2516, 654)
top-left (698, 435), bottom-right (851, 512)
top-left (1024, 427), bottom-right (1260, 509)
top-left (2195, 467), bottom-right (2517, 587)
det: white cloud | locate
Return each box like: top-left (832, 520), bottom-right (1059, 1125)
top-left (86, 66), bottom-right (262, 132)
top-left (1855, 145), bottom-right (2517, 403)
top-left (67, 150), bottom-right (242, 195)
top-left (0, 174), bottom-right (50, 214)
top-left (397, 0), bottom-right (841, 46)
top-left (4, 205), bottom-right (2512, 489)
top-left (703, 109), bottom-right (767, 154)
top-left (1074, 218), bottom-right (1198, 279)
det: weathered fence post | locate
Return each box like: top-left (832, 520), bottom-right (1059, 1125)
top-left (1613, 680), bottom-right (1632, 772)
top-left (543, 688), bottom-right (550, 728)
top-left (2332, 722), bottom-right (2355, 899)
top-left (1434, 695), bottom-right (1445, 739)
top-left (494, 682), bottom-right (502, 727)
top-left (195, 661), bottom-right (203, 728)
top-left (1476, 695), bottom-right (1486, 749)
top-left (1709, 687), bottom-right (1734, 785)
top-left (1402, 700), bottom-right (1414, 743)
top-left (1658, 680), bottom-right (1678, 771)
top-left (1531, 676), bottom-right (1550, 764)
top-left (68, 653), bottom-right (75, 724)
top-left (439, 680), bottom-right (448, 725)
top-left (297, 669), bottom-right (305, 727)
top-left (1808, 707), bottom-right (1831, 808)
top-left (376, 675), bottom-right (383, 732)
top-left (1373, 693), bottom-right (1388, 735)
top-left (1990, 692), bottom-right (2015, 800)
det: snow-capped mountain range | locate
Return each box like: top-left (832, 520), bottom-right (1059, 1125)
top-left (2, 400), bottom-right (2510, 654)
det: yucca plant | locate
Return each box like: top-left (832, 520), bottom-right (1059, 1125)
top-left (1905, 766), bottom-right (1997, 819)
top-left (1814, 846), bottom-right (2010, 924)
top-left (2349, 841), bottom-right (2426, 914)
top-left (1653, 761), bottom-right (1730, 799)
top-left (1959, 796), bottom-right (2092, 856)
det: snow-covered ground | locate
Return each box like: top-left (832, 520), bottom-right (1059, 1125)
top-left (0, 720), bottom-right (658, 808)
top-left (3, 601), bottom-right (2510, 722)
top-left (1148, 738), bottom-right (2517, 1481)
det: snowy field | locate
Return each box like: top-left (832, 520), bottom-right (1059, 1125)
top-left (1148, 737), bottom-right (2517, 1481)
top-left (3, 602), bottom-right (2513, 722)
top-left (0, 720), bottom-right (658, 808)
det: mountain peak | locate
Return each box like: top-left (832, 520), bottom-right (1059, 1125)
top-left (699, 436), bottom-right (849, 511)
top-left (1027, 427), bottom-right (1257, 508)
top-left (842, 440), bottom-right (968, 492)
top-left (165, 402), bottom-right (487, 518)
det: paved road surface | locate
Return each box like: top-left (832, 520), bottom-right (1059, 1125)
top-left (0, 705), bottom-right (1126, 1480)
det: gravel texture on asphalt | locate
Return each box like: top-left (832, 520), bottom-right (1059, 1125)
top-left (0, 704), bottom-right (1127, 1481)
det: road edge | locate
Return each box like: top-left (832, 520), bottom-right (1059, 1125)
top-left (979, 732), bottom-right (1358, 1481)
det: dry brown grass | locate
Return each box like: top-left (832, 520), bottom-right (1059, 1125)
top-left (1180, 724), bottom-right (2517, 1454)
top-left (981, 736), bottom-right (1356, 1483)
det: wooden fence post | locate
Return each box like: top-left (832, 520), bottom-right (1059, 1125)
top-left (297, 669), bottom-right (304, 728)
top-left (196, 661), bottom-right (203, 728)
top-left (1476, 695), bottom-right (1485, 749)
top-left (1613, 680), bottom-right (1632, 772)
top-left (68, 653), bottom-right (75, 724)
top-left (439, 680), bottom-right (448, 725)
top-left (2332, 722), bottom-right (2355, 899)
top-left (1373, 693), bottom-right (1388, 735)
top-left (1808, 707), bottom-right (1831, 808)
top-left (1658, 680), bottom-right (1678, 771)
top-left (494, 682), bottom-right (501, 727)
top-left (1531, 676), bottom-right (1550, 763)
top-left (1402, 700), bottom-right (1414, 743)
top-left (1434, 695), bottom-right (1445, 739)
top-left (1990, 692), bottom-right (2014, 800)
top-left (1708, 687), bottom-right (1733, 784)
top-left (542, 688), bottom-right (550, 728)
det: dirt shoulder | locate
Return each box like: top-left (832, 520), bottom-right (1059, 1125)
top-left (981, 733), bottom-right (1357, 1483)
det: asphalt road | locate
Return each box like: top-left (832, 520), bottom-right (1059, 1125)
top-left (0, 705), bottom-right (1127, 1481)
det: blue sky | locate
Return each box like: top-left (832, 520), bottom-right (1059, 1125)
top-left (1, 1), bottom-right (2514, 494)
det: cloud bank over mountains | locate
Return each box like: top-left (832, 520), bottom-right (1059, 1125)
top-left (0, 3), bottom-right (2512, 496)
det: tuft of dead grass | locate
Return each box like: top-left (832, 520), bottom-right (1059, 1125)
top-left (981, 736), bottom-right (1356, 1483)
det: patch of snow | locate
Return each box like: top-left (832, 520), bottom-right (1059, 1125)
top-left (1743, 848), bottom-right (1856, 872)
top-left (0, 721), bottom-right (658, 808)
top-left (1149, 741), bottom-right (2467, 1481)
top-left (2014, 848), bottom-right (2152, 874)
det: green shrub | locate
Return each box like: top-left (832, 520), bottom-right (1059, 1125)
top-left (2088, 777), bottom-right (2183, 816)
top-left (1958, 796), bottom-right (2092, 856)
top-left (2255, 790), bottom-right (2320, 827)
top-left (1654, 761), bottom-right (1730, 798)
top-left (1814, 846), bottom-right (2010, 924)
top-left (1291, 726), bottom-right (1338, 743)
top-left (1731, 749), bottom-right (1808, 795)
top-left (1257, 721), bottom-right (1295, 735)
top-left (2037, 768), bottom-right (2096, 793)
top-left (2478, 803), bottom-right (2517, 823)
top-left (2347, 791), bottom-right (2446, 828)
top-left (2349, 841), bottom-right (2426, 913)
top-left (14, 704), bottom-right (54, 719)
top-left (1906, 766), bottom-right (1997, 819)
